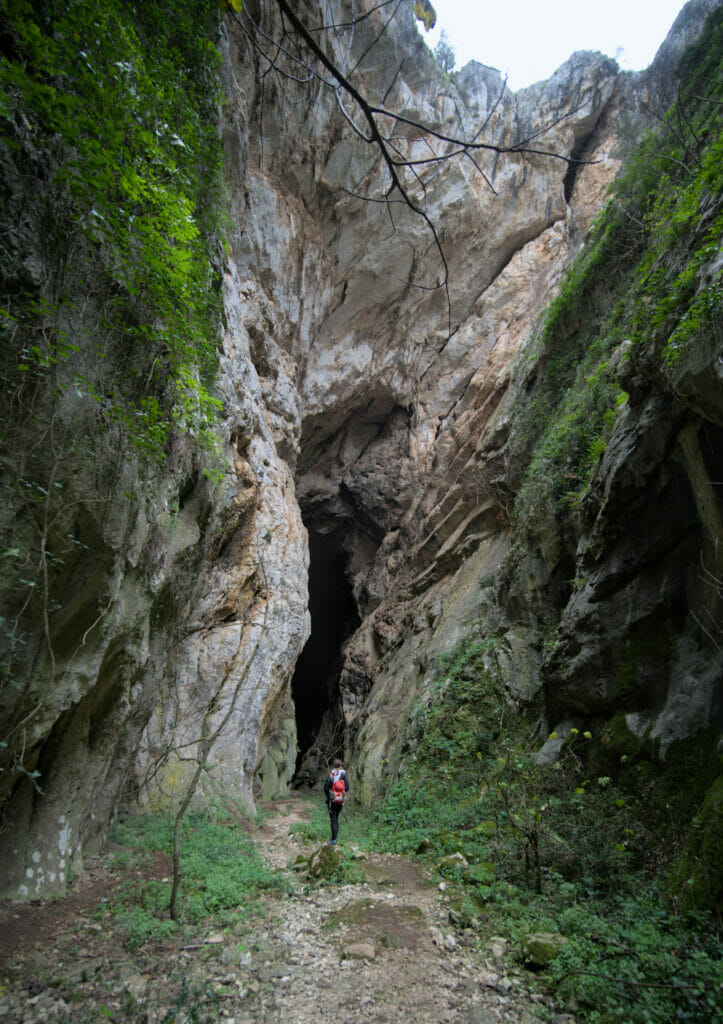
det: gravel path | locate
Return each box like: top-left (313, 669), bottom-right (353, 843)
top-left (246, 794), bottom-right (575, 1024)
top-left (0, 794), bottom-right (577, 1023)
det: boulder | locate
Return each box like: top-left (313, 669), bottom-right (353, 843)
top-left (437, 852), bottom-right (469, 872)
top-left (306, 844), bottom-right (344, 879)
top-left (520, 932), bottom-right (569, 967)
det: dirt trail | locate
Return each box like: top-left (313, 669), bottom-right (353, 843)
top-left (0, 795), bottom-right (576, 1023)
top-left (249, 793), bottom-right (572, 1024)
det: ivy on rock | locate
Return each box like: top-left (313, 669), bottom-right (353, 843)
top-left (0, 0), bottom-right (225, 459)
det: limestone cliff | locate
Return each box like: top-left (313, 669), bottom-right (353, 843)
top-left (0, 0), bottom-right (720, 899)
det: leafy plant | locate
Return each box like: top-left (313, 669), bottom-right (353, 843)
top-left (0, 0), bottom-right (225, 459)
top-left (365, 625), bottom-right (722, 1023)
top-left (508, 5), bottom-right (722, 533)
top-left (0, 0), bottom-right (226, 804)
top-left (105, 808), bottom-right (283, 947)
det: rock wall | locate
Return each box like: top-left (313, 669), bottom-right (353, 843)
top-left (207, 0), bottom-right (634, 797)
top-left (335, 0), bottom-right (722, 798)
top-left (1, 0), bottom-right (719, 897)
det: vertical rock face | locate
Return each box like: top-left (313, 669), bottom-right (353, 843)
top-left (207, 0), bottom-right (720, 797)
top-left (139, 256), bottom-right (310, 812)
top-left (204, 0), bottom-right (634, 795)
top-left (1, 0), bottom-right (719, 896)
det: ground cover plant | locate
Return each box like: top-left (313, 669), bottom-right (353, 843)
top-left (510, 5), bottom-right (722, 530)
top-left (362, 631), bottom-right (722, 1024)
top-left (103, 807), bottom-right (284, 951)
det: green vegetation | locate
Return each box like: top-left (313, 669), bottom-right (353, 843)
top-left (104, 808), bottom-right (283, 951)
top-left (0, 0), bottom-right (226, 790)
top-left (354, 632), bottom-right (722, 1023)
top-left (0, 0), bottom-right (225, 459)
top-left (511, 6), bottom-right (722, 527)
top-left (287, 799), bottom-right (370, 885)
top-left (390, 22), bottom-right (723, 1017)
top-left (412, 0), bottom-right (437, 33)
top-left (434, 30), bottom-right (455, 75)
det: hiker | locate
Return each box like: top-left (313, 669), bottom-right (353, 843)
top-left (324, 758), bottom-right (349, 845)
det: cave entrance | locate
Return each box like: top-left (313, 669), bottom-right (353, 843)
top-left (291, 522), bottom-right (361, 780)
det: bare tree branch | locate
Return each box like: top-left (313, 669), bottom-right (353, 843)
top-left (233, 0), bottom-right (597, 334)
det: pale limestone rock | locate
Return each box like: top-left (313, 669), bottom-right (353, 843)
top-left (138, 255), bottom-right (309, 809)
top-left (3, 0), bottom-right (717, 899)
top-left (437, 852), bottom-right (469, 871)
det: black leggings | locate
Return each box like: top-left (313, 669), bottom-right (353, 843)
top-left (329, 803), bottom-right (342, 840)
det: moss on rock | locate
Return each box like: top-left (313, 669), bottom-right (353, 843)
top-left (520, 931), bottom-right (569, 967)
top-left (666, 774), bottom-right (723, 912)
top-left (307, 844), bottom-right (344, 880)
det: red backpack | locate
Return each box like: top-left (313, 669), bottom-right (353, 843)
top-left (329, 772), bottom-right (345, 807)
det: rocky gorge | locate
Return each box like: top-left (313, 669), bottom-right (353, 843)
top-left (0, 0), bottom-right (720, 923)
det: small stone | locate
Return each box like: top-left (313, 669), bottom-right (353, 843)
top-left (123, 974), bottom-right (150, 1001)
top-left (438, 881), bottom-right (446, 891)
top-left (345, 942), bottom-right (376, 960)
top-left (23, 952), bottom-right (51, 973)
top-left (466, 1010), bottom-right (499, 1024)
top-left (443, 933), bottom-right (457, 951)
top-left (437, 852), bottom-right (469, 871)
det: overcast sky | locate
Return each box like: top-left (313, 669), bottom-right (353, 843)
top-left (423, 0), bottom-right (688, 90)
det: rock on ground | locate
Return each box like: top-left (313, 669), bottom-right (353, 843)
top-left (0, 796), bottom-right (577, 1024)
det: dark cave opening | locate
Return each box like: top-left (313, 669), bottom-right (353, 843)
top-left (563, 132), bottom-right (593, 204)
top-left (291, 524), bottom-right (360, 775)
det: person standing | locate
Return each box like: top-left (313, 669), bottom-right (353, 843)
top-left (324, 758), bottom-right (349, 845)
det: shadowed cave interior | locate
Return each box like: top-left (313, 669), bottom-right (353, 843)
top-left (291, 523), bottom-right (360, 777)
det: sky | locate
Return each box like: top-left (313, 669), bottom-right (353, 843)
top-left (423, 0), bottom-right (688, 90)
